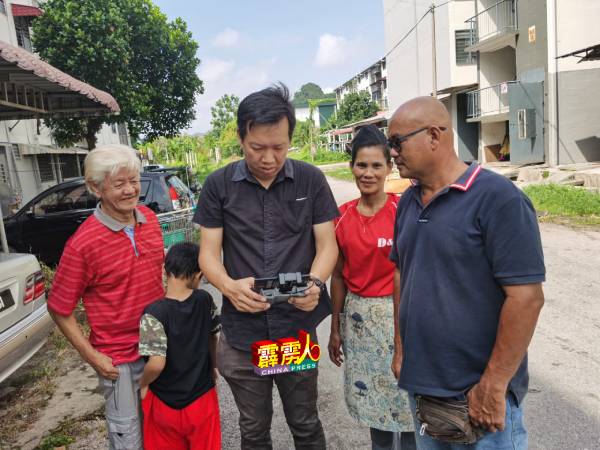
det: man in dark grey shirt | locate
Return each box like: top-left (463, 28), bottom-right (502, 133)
top-left (194, 84), bottom-right (338, 450)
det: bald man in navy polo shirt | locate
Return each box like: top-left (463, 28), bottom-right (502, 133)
top-left (388, 97), bottom-right (545, 449)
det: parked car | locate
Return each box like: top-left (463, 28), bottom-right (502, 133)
top-left (0, 252), bottom-right (53, 384)
top-left (4, 171), bottom-right (195, 266)
top-left (145, 166), bottom-right (202, 195)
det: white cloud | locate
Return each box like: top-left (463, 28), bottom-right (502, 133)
top-left (211, 28), bottom-right (240, 48)
top-left (198, 59), bottom-right (235, 83)
top-left (189, 58), bottom-right (277, 133)
top-left (314, 34), bottom-right (351, 68)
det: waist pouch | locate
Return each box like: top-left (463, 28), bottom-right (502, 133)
top-left (415, 394), bottom-right (485, 444)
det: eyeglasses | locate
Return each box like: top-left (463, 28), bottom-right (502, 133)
top-left (387, 126), bottom-right (447, 151)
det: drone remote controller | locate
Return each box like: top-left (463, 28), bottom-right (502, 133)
top-left (253, 272), bottom-right (312, 305)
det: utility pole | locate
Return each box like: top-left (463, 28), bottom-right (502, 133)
top-left (431, 3), bottom-right (437, 98)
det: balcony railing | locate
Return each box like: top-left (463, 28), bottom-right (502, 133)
top-left (466, 0), bottom-right (517, 47)
top-left (467, 81), bottom-right (516, 120)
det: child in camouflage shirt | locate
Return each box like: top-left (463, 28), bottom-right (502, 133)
top-left (138, 242), bottom-right (221, 450)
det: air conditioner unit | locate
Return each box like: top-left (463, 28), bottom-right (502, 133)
top-left (517, 109), bottom-right (536, 140)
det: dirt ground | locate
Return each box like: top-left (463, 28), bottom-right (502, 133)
top-left (1, 177), bottom-right (599, 449)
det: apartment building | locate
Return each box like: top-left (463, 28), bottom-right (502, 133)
top-left (384, 0), bottom-right (600, 166)
top-left (0, 0), bottom-right (127, 214)
top-left (334, 58), bottom-right (389, 112)
top-left (384, 0), bottom-right (479, 161)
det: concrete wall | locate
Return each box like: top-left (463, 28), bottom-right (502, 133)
top-left (448, 0), bottom-right (478, 89)
top-left (552, 0), bottom-right (600, 164)
top-left (479, 47), bottom-right (516, 88)
top-left (516, 0), bottom-right (548, 78)
top-left (384, 0), bottom-right (432, 110)
top-left (556, 68), bottom-right (600, 164)
top-left (384, 0), bottom-right (477, 110)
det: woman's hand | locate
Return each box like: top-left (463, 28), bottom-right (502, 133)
top-left (328, 330), bottom-right (344, 366)
top-left (140, 385), bottom-right (148, 400)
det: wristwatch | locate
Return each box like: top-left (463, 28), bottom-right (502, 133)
top-left (311, 275), bottom-right (326, 293)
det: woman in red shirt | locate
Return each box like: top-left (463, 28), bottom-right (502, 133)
top-left (329, 125), bottom-right (415, 450)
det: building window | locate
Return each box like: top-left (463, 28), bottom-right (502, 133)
top-left (59, 155), bottom-right (79, 179)
top-left (455, 30), bottom-right (476, 65)
top-left (15, 17), bottom-right (33, 52)
top-left (0, 146), bottom-right (9, 185)
top-left (11, 144), bottom-right (21, 160)
top-left (36, 154), bottom-right (55, 183)
top-left (118, 123), bottom-right (129, 145)
top-left (0, 1), bottom-right (6, 15)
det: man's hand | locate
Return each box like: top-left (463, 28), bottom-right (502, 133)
top-left (289, 284), bottom-right (319, 311)
top-left (467, 379), bottom-right (507, 432)
top-left (223, 277), bottom-right (269, 313)
top-left (391, 349), bottom-right (402, 380)
top-left (88, 350), bottom-right (119, 380)
top-left (328, 330), bottom-right (344, 366)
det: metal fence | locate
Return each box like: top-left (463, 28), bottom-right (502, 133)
top-left (467, 81), bottom-right (516, 119)
top-left (157, 207), bottom-right (198, 249)
top-left (466, 0), bottom-right (517, 46)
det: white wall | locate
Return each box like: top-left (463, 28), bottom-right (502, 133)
top-left (555, 0), bottom-right (600, 73)
top-left (479, 46), bottom-right (516, 88)
top-left (295, 107), bottom-right (310, 123)
top-left (384, 0), bottom-right (477, 113)
top-left (449, 0), bottom-right (478, 88)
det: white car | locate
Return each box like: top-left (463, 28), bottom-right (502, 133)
top-left (0, 253), bottom-right (54, 384)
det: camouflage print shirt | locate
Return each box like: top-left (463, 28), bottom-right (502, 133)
top-left (139, 296), bottom-right (221, 357)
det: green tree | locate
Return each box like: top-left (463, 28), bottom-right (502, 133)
top-left (32, 0), bottom-right (203, 149)
top-left (217, 119), bottom-right (241, 158)
top-left (291, 120), bottom-right (314, 149)
top-left (292, 82), bottom-right (333, 106)
top-left (336, 91), bottom-right (379, 126)
top-left (210, 94), bottom-right (239, 137)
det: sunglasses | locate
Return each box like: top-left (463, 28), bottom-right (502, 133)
top-left (388, 126), bottom-right (447, 151)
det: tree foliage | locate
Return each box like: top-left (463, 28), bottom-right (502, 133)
top-left (32, 0), bottom-right (203, 148)
top-left (292, 82), bottom-right (334, 107)
top-left (335, 91), bottom-right (379, 126)
top-left (210, 94), bottom-right (239, 137)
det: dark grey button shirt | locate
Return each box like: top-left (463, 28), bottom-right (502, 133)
top-left (193, 159), bottom-right (339, 351)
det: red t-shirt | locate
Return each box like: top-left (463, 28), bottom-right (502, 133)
top-left (48, 205), bottom-right (164, 365)
top-left (335, 194), bottom-right (399, 297)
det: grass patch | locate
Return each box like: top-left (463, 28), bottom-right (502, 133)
top-left (523, 184), bottom-right (600, 226)
top-left (324, 167), bottom-right (354, 182)
top-left (288, 148), bottom-right (349, 165)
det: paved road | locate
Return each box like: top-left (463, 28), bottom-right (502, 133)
top-left (213, 176), bottom-right (600, 450)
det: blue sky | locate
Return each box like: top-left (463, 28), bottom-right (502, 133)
top-left (152, 0), bottom-right (385, 134)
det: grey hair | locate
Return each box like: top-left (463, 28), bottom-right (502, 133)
top-left (84, 144), bottom-right (141, 194)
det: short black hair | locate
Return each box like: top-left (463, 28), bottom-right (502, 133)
top-left (237, 82), bottom-right (296, 142)
top-left (348, 124), bottom-right (391, 165)
top-left (164, 242), bottom-right (200, 279)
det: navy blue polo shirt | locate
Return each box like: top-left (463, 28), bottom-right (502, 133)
top-left (390, 163), bottom-right (545, 403)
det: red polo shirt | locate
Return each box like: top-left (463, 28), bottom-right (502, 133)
top-left (48, 205), bottom-right (164, 365)
top-left (335, 194), bottom-right (399, 297)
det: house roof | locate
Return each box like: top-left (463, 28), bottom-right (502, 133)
top-left (11, 3), bottom-right (43, 17)
top-left (0, 39), bottom-right (120, 120)
top-left (557, 44), bottom-right (600, 62)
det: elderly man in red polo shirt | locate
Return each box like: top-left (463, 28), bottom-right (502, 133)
top-left (48, 144), bottom-right (164, 450)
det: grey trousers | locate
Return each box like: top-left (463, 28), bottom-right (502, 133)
top-left (97, 359), bottom-right (145, 450)
top-left (218, 333), bottom-right (326, 450)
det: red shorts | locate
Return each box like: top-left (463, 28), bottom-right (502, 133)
top-left (142, 387), bottom-right (221, 450)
